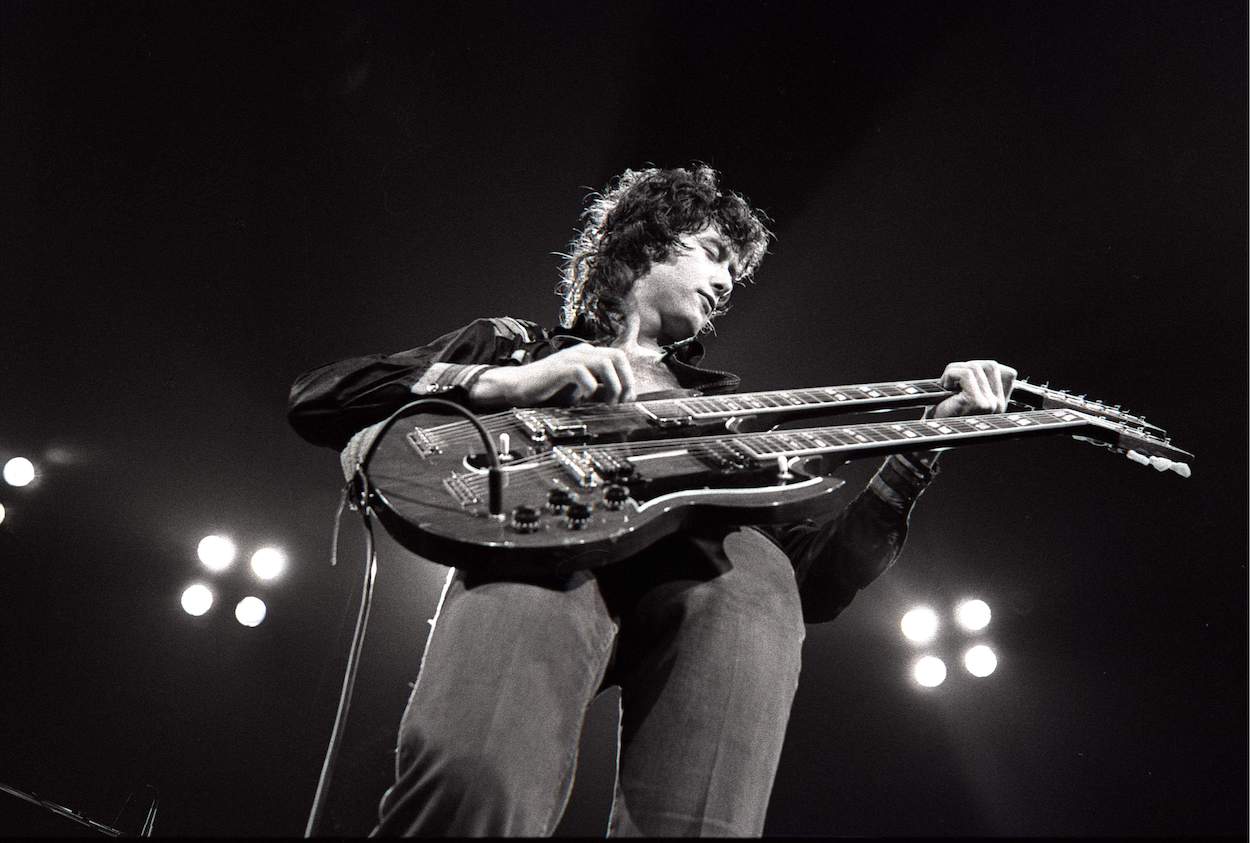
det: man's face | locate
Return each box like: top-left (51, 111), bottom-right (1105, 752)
top-left (628, 226), bottom-right (740, 344)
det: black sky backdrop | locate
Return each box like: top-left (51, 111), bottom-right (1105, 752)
top-left (1, 0), bottom-right (1246, 836)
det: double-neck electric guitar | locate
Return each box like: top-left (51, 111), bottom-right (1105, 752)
top-left (357, 378), bottom-right (1193, 576)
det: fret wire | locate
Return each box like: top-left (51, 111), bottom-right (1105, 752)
top-left (456, 410), bottom-right (1082, 492)
top-left (427, 375), bottom-right (955, 437)
top-left (433, 377), bottom-right (963, 440)
top-left (463, 409), bottom-right (1071, 472)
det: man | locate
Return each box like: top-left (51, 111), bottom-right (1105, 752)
top-left (288, 165), bottom-right (1015, 836)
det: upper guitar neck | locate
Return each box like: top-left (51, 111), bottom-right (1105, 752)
top-left (629, 377), bottom-right (1162, 432)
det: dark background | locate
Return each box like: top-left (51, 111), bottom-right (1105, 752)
top-left (1, 0), bottom-right (1245, 836)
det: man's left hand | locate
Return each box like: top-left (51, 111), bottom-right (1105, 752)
top-left (931, 360), bottom-right (1018, 419)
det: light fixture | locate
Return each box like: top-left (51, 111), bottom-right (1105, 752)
top-left (3, 457), bottom-right (35, 487)
top-left (964, 645), bottom-right (998, 677)
top-left (901, 606), bottom-right (939, 643)
top-left (181, 583), bottom-right (214, 617)
top-left (913, 655), bottom-right (947, 688)
top-left (197, 535), bottom-right (237, 572)
top-left (250, 547), bottom-right (287, 581)
top-left (235, 596), bottom-right (267, 627)
top-left (955, 599), bottom-right (991, 632)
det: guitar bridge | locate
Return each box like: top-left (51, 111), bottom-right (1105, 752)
top-left (442, 473), bottom-right (480, 506)
top-left (552, 447), bottom-right (600, 488)
top-left (406, 427), bottom-right (443, 458)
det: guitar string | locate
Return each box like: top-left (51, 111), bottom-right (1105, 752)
top-left (467, 411), bottom-right (1084, 476)
top-left (454, 410), bottom-right (1088, 494)
top-left (416, 381), bottom-right (1136, 449)
top-left (456, 417), bottom-right (1087, 501)
top-left (422, 390), bottom-right (935, 442)
top-left (415, 378), bottom-right (955, 440)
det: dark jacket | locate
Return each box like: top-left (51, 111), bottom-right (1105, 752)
top-left (288, 317), bottom-right (937, 623)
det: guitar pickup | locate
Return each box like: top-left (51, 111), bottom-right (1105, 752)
top-left (544, 419), bottom-right (588, 439)
top-left (512, 410), bottom-right (588, 441)
top-left (638, 401), bottom-right (694, 428)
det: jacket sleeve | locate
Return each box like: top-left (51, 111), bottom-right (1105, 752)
top-left (757, 452), bottom-right (940, 624)
top-left (287, 317), bottom-right (539, 450)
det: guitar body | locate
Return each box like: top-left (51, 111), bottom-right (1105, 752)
top-left (365, 412), bottom-right (849, 577)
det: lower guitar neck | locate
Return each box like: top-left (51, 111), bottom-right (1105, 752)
top-left (579, 407), bottom-right (1091, 469)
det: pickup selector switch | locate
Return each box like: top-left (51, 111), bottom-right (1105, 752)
top-left (565, 502), bottom-right (592, 529)
top-left (510, 505), bottom-right (542, 533)
top-left (603, 484), bottom-right (630, 510)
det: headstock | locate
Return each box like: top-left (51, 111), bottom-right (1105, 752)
top-left (1070, 411), bottom-right (1194, 478)
top-left (1012, 379), bottom-right (1166, 434)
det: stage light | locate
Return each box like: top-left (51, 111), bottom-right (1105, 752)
top-left (197, 535), bottom-right (236, 572)
top-left (956, 599), bottom-right (991, 631)
top-left (235, 596), bottom-right (267, 627)
top-left (250, 547), bottom-right (286, 581)
top-left (900, 606), bottom-right (939, 643)
top-left (3, 457), bottom-right (35, 487)
top-left (0, 502), bottom-right (5, 525)
top-left (964, 645), bottom-right (998, 677)
top-left (913, 655), bottom-right (947, 688)
top-left (181, 583), bottom-right (214, 616)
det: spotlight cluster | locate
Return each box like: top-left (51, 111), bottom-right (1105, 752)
top-left (1, 450), bottom-right (286, 630)
top-left (181, 534), bottom-right (288, 627)
top-left (901, 598), bottom-right (997, 689)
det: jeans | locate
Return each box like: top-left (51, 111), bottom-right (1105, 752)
top-left (372, 527), bottom-right (806, 837)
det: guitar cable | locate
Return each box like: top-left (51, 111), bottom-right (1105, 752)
top-left (303, 398), bottom-right (503, 837)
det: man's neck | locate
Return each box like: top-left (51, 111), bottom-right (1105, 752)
top-left (609, 310), bottom-right (666, 359)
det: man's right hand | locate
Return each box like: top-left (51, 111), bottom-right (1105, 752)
top-left (468, 345), bottom-right (637, 409)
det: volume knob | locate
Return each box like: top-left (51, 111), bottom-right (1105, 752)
top-left (510, 505), bottom-right (542, 533)
top-left (547, 488), bottom-right (574, 512)
top-left (565, 502), bottom-right (592, 529)
top-left (603, 484), bottom-right (630, 510)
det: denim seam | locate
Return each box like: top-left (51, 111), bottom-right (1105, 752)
top-left (393, 568), bottom-right (458, 777)
top-left (539, 597), bottom-right (618, 836)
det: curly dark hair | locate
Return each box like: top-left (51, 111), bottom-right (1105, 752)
top-left (557, 164), bottom-right (772, 338)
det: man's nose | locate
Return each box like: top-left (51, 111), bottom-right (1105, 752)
top-left (710, 267), bottom-right (734, 299)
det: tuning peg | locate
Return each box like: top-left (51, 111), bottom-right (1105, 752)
top-left (1127, 451), bottom-right (1191, 478)
top-left (1149, 456), bottom-right (1191, 477)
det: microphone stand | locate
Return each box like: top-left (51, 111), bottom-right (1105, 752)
top-left (0, 780), bottom-right (156, 836)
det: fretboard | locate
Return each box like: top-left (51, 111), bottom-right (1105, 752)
top-left (642, 378), bottom-right (948, 422)
top-left (729, 408), bottom-right (1087, 459)
top-left (604, 407), bottom-right (1091, 467)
